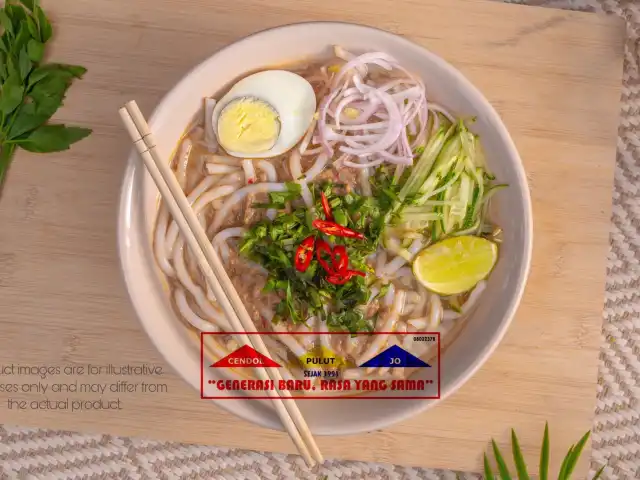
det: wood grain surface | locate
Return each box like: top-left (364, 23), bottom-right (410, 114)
top-left (0, 0), bottom-right (623, 475)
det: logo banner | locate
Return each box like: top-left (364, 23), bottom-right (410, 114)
top-left (200, 332), bottom-right (440, 400)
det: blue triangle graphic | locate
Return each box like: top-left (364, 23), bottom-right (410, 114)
top-left (359, 344), bottom-right (431, 368)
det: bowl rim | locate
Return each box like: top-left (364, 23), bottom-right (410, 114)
top-left (117, 20), bottom-right (533, 435)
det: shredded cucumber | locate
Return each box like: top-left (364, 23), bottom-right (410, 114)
top-left (390, 119), bottom-right (507, 243)
top-left (399, 124), bottom-right (456, 202)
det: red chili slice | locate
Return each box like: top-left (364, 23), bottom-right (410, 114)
top-left (294, 235), bottom-right (315, 272)
top-left (320, 192), bottom-right (333, 221)
top-left (315, 239), bottom-right (334, 274)
top-left (312, 220), bottom-right (365, 240)
top-left (332, 245), bottom-right (348, 274)
top-left (326, 269), bottom-right (366, 285)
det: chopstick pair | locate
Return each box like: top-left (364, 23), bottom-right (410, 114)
top-left (119, 101), bottom-right (323, 467)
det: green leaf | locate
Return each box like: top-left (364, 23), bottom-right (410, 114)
top-left (0, 35), bottom-right (9, 53)
top-left (0, 80), bottom-right (25, 114)
top-left (6, 55), bottom-right (20, 83)
top-left (0, 51), bottom-right (7, 81)
top-left (484, 453), bottom-right (495, 480)
top-left (26, 63), bottom-right (87, 89)
top-left (540, 423), bottom-right (550, 480)
top-left (9, 66), bottom-right (81, 138)
top-left (26, 15), bottom-right (40, 42)
top-left (511, 429), bottom-right (530, 480)
top-left (0, 9), bottom-right (14, 37)
top-left (19, 0), bottom-right (38, 11)
top-left (6, 4), bottom-right (27, 32)
top-left (27, 39), bottom-right (43, 62)
top-left (560, 431), bottom-right (591, 479)
top-left (7, 24), bottom-right (30, 60)
top-left (19, 48), bottom-right (32, 80)
top-left (35, 6), bottom-right (52, 43)
top-left (491, 439), bottom-right (512, 480)
top-left (17, 124), bottom-right (92, 153)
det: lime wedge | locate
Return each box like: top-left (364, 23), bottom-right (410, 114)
top-left (413, 235), bottom-right (498, 295)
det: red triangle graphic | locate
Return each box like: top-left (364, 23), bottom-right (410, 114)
top-left (211, 344), bottom-right (281, 368)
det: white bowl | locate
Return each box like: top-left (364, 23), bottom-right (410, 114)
top-left (118, 22), bottom-right (533, 435)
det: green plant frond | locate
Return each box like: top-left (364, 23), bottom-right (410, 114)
top-left (562, 431), bottom-right (591, 479)
top-left (491, 439), bottom-right (512, 480)
top-left (484, 452), bottom-right (495, 479)
top-left (511, 429), bottom-right (530, 480)
top-left (540, 423), bottom-right (550, 480)
top-left (557, 444), bottom-right (574, 480)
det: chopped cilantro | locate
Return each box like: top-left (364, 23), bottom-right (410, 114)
top-left (239, 177), bottom-right (398, 333)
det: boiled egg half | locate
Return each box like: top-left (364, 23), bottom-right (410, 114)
top-left (211, 70), bottom-right (316, 158)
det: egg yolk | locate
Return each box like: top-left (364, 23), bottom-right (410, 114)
top-left (217, 97), bottom-right (281, 154)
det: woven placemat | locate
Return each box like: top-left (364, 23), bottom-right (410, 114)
top-left (1, 0), bottom-right (636, 478)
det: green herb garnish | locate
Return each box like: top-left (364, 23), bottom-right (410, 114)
top-left (239, 178), bottom-right (397, 333)
top-left (0, 0), bottom-right (91, 190)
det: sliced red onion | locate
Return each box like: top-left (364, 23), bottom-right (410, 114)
top-left (315, 50), bottom-right (429, 169)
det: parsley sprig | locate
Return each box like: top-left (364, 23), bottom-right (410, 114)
top-left (0, 0), bottom-right (91, 189)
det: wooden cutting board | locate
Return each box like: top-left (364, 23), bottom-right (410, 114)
top-left (0, 0), bottom-right (623, 475)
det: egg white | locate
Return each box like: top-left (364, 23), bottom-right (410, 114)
top-left (211, 70), bottom-right (316, 158)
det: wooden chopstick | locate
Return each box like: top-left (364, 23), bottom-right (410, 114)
top-left (119, 101), bottom-right (323, 467)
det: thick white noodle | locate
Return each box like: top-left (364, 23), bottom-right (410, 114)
top-left (206, 163), bottom-right (240, 175)
top-left (288, 149), bottom-right (314, 207)
top-left (443, 281), bottom-right (487, 321)
top-left (165, 185), bottom-right (236, 256)
top-left (303, 153), bottom-right (329, 182)
top-left (216, 171), bottom-right (244, 186)
top-left (383, 283), bottom-right (396, 307)
top-left (213, 227), bottom-right (247, 264)
top-left (174, 289), bottom-right (218, 332)
top-left (375, 250), bottom-right (387, 275)
top-left (175, 139), bottom-right (192, 189)
top-left (172, 237), bottom-right (232, 331)
top-left (358, 157), bottom-right (372, 196)
top-left (407, 317), bottom-right (428, 329)
top-left (154, 205), bottom-right (174, 277)
top-left (298, 117), bottom-right (318, 155)
top-left (428, 293), bottom-right (443, 328)
top-left (272, 323), bottom-right (308, 358)
top-left (209, 155), bottom-right (242, 166)
top-left (359, 290), bottom-right (405, 365)
top-left (297, 316), bottom-right (318, 348)
top-left (211, 183), bottom-right (287, 233)
top-left (381, 239), bottom-right (423, 277)
top-left (256, 160), bottom-right (277, 181)
top-left (242, 160), bottom-right (256, 184)
top-left (410, 289), bottom-right (427, 315)
top-left (189, 175), bottom-right (220, 201)
top-left (318, 320), bottom-right (332, 351)
top-left (289, 149), bottom-right (303, 179)
top-left (256, 160), bottom-right (278, 220)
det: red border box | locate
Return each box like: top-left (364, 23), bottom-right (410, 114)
top-left (200, 332), bottom-right (440, 400)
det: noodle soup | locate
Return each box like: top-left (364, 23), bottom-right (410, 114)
top-left (153, 47), bottom-right (504, 393)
